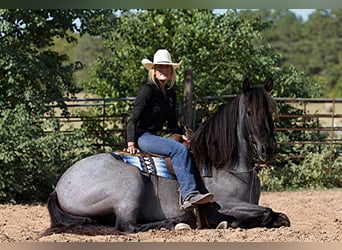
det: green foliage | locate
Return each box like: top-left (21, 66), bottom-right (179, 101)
top-left (250, 9), bottom-right (342, 97)
top-left (84, 10), bottom-right (272, 98)
top-left (73, 101), bottom-right (132, 150)
top-left (0, 105), bottom-right (94, 203)
top-left (84, 9), bottom-right (327, 101)
top-left (52, 33), bottom-right (110, 84)
top-left (0, 9), bottom-right (115, 111)
top-left (84, 9), bottom-right (325, 140)
top-left (260, 146), bottom-right (342, 191)
top-left (0, 9), bottom-right (112, 203)
top-left (1, 10), bottom-right (80, 114)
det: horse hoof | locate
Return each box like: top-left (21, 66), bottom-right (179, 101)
top-left (216, 221), bottom-right (228, 229)
top-left (175, 223), bottom-right (191, 230)
top-left (274, 213), bottom-right (291, 227)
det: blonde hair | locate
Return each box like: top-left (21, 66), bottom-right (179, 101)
top-left (147, 66), bottom-right (177, 89)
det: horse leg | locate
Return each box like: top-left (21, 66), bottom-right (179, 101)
top-left (47, 190), bottom-right (174, 234)
top-left (112, 192), bottom-right (176, 233)
top-left (215, 198), bottom-right (290, 228)
top-left (232, 206), bottom-right (291, 228)
top-left (269, 212), bottom-right (291, 228)
top-left (45, 190), bottom-right (96, 235)
top-left (137, 220), bottom-right (175, 232)
top-left (113, 208), bottom-right (175, 233)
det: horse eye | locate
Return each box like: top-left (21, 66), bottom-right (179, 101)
top-left (246, 109), bottom-right (253, 116)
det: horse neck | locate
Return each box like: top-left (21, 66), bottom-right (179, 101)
top-left (235, 96), bottom-right (254, 171)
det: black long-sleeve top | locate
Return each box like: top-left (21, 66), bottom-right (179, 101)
top-left (126, 81), bottom-right (183, 143)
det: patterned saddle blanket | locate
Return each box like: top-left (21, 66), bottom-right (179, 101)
top-left (111, 150), bottom-right (176, 179)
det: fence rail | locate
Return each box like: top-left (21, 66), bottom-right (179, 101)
top-left (45, 97), bottom-right (342, 159)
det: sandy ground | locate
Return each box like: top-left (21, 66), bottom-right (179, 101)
top-left (0, 189), bottom-right (341, 242)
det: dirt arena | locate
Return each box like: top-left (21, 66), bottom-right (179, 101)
top-left (0, 189), bottom-right (341, 242)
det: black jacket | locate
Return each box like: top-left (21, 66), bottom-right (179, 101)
top-left (127, 81), bottom-right (182, 142)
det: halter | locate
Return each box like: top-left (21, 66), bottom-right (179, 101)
top-left (244, 101), bottom-right (273, 171)
top-left (247, 125), bottom-right (271, 170)
top-left (225, 98), bottom-right (273, 203)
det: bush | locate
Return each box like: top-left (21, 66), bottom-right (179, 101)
top-left (0, 105), bottom-right (96, 203)
top-left (260, 147), bottom-right (342, 191)
top-left (74, 104), bottom-right (130, 150)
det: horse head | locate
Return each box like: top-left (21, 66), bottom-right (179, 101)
top-left (241, 78), bottom-right (277, 164)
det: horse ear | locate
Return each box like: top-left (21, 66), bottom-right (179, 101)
top-left (243, 78), bottom-right (250, 93)
top-left (264, 78), bottom-right (273, 92)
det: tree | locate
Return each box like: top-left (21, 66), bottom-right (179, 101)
top-left (249, 9), bottom-right (342, 97)
top-left (304, 9), bottom-right (342, 96)
top-left (0, 9), bottom-right (115, 113)
top-left (52, 32), bottom-right (109, 84)
top-left (85, 9), bottom-right (322, 101)
top-left (0, 9), bottom-right (115, 203)
top-left (82, 9), bottom-right (323, 142)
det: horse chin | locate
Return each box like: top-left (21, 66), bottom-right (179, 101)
top-left (254, 142), bottom-right (276, 166)
top-left (256, 155), bottom-right (275, 168)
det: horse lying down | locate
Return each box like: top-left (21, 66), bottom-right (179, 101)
top-left (45, 78), bottom-right (290, 234)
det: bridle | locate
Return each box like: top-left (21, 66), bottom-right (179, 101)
top-left (225, 99), bottom-right (275, 203)
top-left (245, 103), bottom-right (275, 170)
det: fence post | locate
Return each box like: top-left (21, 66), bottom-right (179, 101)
top-left (183, 68), bottom-right (194, 129)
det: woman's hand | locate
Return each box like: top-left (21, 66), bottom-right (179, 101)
top-left (181, 134), bottom-right (190, 147)
top-left (169, 134), bottom-right (191, 147)
top-left (181, 134), bottom-right (190, 144)
top-left (124, 142), bottom-right (140, 154)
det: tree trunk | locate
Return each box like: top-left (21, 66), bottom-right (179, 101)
top-left (183, 69), bottom-right (194, 129)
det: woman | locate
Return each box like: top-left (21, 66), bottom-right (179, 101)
top-left (126, 49), bottom-right (214, 210)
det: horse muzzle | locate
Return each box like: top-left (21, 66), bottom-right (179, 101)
top-left (254, 139), bottom-right (277, 163)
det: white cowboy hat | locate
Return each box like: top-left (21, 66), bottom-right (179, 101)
top-left (141, 49), bottom-right (182, 70)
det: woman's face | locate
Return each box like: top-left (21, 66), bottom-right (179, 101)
top-left (154, 64), bottom-right (172, 82)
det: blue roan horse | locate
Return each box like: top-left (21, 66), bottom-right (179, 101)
top-left (46, 78), bottom-right (290, 234)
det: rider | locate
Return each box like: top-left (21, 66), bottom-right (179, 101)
top-left (125, 49), bottom-right (214, 210)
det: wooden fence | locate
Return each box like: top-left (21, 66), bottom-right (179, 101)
top-left (46, 97), bottom-right (342, 160)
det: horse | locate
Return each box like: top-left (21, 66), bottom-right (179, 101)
top-left (45, 78), bottom-right (290, 234)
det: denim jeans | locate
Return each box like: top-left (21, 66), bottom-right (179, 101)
top-left (137, 132), bottom-right (199, 201)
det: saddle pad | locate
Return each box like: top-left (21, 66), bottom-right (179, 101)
top-left (111, 151), bottom-right (176, 180)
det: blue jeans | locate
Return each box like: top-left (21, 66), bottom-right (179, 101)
top-left (137, 132), bottom-right (199, 202)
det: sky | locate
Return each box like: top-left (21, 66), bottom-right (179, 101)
top-left (71, 9), bottom-right (317, 31)
top-left (214, 9), bottom-right (316, 22)
top-left (290, 9), bottom-right (315, 21)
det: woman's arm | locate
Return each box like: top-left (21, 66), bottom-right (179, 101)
top-left (126, 84), bottom-right (153, 153)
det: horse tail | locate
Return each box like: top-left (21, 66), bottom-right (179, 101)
top-left (43, 190), bottom-right (95, 235)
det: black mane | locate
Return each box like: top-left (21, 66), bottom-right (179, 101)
top-left (190, 97), bottom-right (239, 170)
top-left (190, 84), bottom-right (276, 170)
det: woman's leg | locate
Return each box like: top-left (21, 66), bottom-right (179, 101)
top-left (137, 132), bottom-right (213, 206)
top-left (137, 132), bottom-right (197, 199)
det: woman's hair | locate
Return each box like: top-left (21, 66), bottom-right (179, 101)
top-left (147, 66), bottom-right (177, 88)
